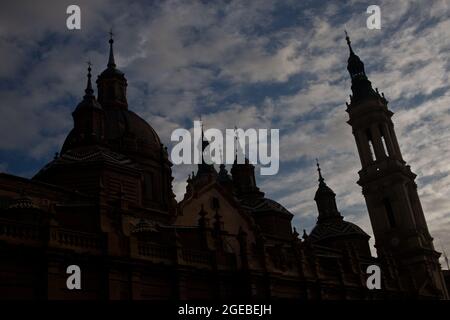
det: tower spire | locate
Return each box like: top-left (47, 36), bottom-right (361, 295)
top-left (345, 30), bottom-right (354, 55)
top-left (217, 146), bottom-right (232, 186)
top-left (200, 117), bottom-right (209, 158)
top-left (316, 158), bottom-right (325, 185)
top-left (230, 126), bottom-right (263, 199)
top-left (344, 33), bottom-right (449, 298)
top-left (71, 61), bottom-right (103, 148)
top-left (108, 29), bottom-right (116, 68)
top-left (233, 125), bottom-right (246, 164)
top-left (96, 29), bottom-right (128, 108)
top-left (345, 30), bottom-right (366, 80)
top-left (84, 61), bottom-right (94, 97)
top-left (344, 31), bottom-right (379, 102)
top-left (196, 117), bottom-right (215, 176)
top-left (313, 160), bottom-right (342, 223)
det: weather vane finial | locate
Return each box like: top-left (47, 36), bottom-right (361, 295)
top-left (316, 158), bottom-right (324, 183)
top-left (107, 28), bottom-right (116, 68)
top-left (84, 61), bottom-right (93, 95)
top-left (344, 30), bottom-right (354, 54)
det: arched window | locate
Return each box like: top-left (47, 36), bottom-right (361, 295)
top-left (379, 125), bottom-right (390, 157)
top-left (366, 129), bottom-right (376, 161)
top-left (381, 136), bottom-right (389, 157)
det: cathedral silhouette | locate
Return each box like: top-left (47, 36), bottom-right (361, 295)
top-left (0, 33), bottom-right (447, 300)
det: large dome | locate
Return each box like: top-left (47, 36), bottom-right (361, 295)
top-left (61, 108), bottom-right (162, 157)
top-left (59, 35), bottom-right (167, 161)
top-left (103, 108), bottom-right (161, 150)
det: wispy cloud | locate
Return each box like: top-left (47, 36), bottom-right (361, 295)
top-left (1, 0), bottom-right (450, 265)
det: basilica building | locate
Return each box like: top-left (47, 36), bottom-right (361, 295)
top-left (0, 34), bottom-right (447, 300)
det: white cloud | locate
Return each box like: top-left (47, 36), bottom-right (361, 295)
top-left (1, 0), bottom-right (450, 263)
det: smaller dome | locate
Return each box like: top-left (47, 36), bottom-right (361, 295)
top-left (98, 66), bottom-right (125, 79)
top-left (73, 96), bottom-right (102, 113)
top-left (309, 219), bottom-right (369, 243)
top-left (314, 182), bottom-right (335, 199)
top-left (314, 160), bottom-right (335, 200)
top-left (240, 197), bottom-right (293, 217)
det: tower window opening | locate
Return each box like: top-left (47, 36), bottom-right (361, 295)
top-left (366, 129), bottom-right (376, 161)
top-left (379, 126), bottom-right (390, 157)
top-left (108, 85), bottom-right (115, 99)
top-left (383, 198), bottom-right (396, 228)
top-left (381, 136), bottom-right (389, 157)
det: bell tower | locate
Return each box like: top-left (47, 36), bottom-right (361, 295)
top-left (96, 31), bottom-right (128, 109)
top-left (72, 62), bottom-right (104, 146)
top-left (344, 32), bottom-right (448, 298)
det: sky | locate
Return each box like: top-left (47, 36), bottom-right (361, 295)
top-left (0, 0), bottom-right (450, 266)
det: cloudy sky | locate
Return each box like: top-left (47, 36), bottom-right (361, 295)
top-left (1, 0), bottom-right (450, 265)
